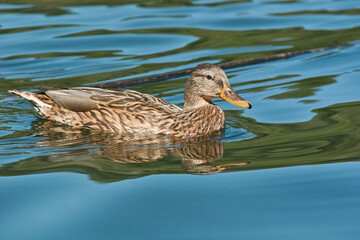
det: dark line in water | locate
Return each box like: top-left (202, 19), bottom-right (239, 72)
top-left (90, 45), bottom-right (348, 88)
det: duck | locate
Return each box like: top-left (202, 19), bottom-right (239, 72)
top-left (9, 63), bottom-right (251, 138)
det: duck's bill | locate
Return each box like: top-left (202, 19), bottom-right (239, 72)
top-left (219, 87), bottom-right (252, 109)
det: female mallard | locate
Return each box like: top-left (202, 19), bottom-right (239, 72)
top-left (9, 63), bottom-right (251, 138)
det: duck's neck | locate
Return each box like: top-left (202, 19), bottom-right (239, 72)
top-left (184, 91), bottom-right (211, 109)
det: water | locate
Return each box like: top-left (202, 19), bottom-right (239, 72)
top-left (0, 0), bottom-right (359, 239)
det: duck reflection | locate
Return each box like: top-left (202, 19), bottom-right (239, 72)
top-left (0, 122), bottom-right (248, 182)
top-left (37, 122), bottom-right (248, 175)
top-left (179, 141), bottom-right (247, 175)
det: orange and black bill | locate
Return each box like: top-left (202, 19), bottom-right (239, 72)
top-left (219, 87), bottom-right (252, 109)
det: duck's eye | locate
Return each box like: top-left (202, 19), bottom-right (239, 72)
top-left (206, 75), bottom-right (213, 80)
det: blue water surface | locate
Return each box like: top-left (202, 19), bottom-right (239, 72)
top-left (0, 0), bottom-right (360, 239)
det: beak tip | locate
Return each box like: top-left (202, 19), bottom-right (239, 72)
top-left (248, 103), bottom-right (252, 109)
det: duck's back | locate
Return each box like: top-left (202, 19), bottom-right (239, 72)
top-left (11, 87), bottom-right (181, 135)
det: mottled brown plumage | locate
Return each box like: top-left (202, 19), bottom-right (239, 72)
top-left (9, 63), bottom-right (251, 138)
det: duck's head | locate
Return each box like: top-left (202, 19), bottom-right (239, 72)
top-left (184, 63), bottom-right (252, 109)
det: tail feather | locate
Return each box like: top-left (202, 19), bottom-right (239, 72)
top-left (9, 90), bottom-right (51, 117)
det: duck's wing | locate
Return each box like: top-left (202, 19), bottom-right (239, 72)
top-left (39, 87), bottom-right (181, 113)
top-left (70, 87), bottom-right (182, 113)
top-left (37, 87), bottom-right (182, 134)
top-left (44, 89), bottom-right (98, 112)
top-left (11, 87), bottom-right (181, 134)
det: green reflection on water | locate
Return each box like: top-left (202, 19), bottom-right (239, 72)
top-left (0, 0), bottom-right (246, 9)
top-left (265, 75), bottom-right (336, 100)
top-left (272, 9), bottom-right (360, 16)
top-left (1, 26), bottom-right (359, 91)
top-left (224, 101), bottom-right (360, 168)
top-left (1, 101), bottom-right (358, 183)
top-left (0, 6), bottom-right (72, 16)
